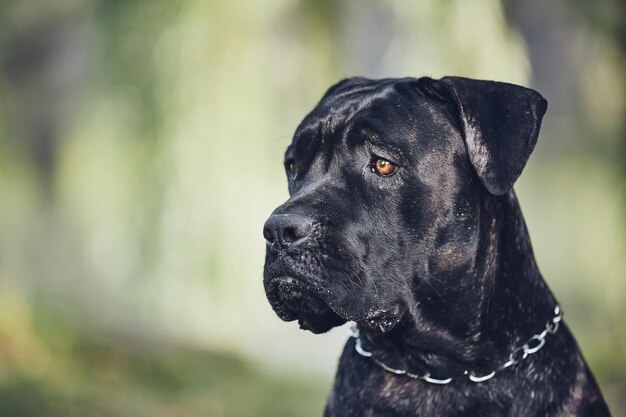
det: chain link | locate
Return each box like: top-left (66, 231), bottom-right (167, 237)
top-left (349, 305), bottom-right (563, 384)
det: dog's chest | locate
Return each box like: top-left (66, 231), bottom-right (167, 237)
top-left (325, 342), bottom-right (505, 417)
top-left (326, 368), bottom-right (480, 417)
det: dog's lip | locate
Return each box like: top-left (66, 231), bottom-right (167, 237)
top-left (266, 275), bottom-right (406, 330)
top-left (266, 275), bottom-right (346, 331)
top-left (268, 275), bottom-right (309, 301)
top-left (269, 276), bottom-right (327, 313)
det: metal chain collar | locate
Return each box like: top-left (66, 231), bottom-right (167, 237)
top-left (348, 305), bottom-right (563, 384)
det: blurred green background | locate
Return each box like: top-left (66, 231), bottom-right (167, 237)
top-left (0, 0), bottom-right (624, 416)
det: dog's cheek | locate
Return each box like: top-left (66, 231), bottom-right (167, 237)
top-left (431, 226), bottom-right (479, 274)
top-left (397, 178), bottom-right (440, 246)
top-left (319, 195), bottom-right (416, 319)
top-left (428, 186), bottom-right (481, 275)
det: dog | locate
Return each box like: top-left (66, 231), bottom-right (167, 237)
top-left (262, 76), bottom-right (611, 416)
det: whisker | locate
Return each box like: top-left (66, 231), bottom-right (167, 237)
top-left (338, 278), bottom-right (351, 292)
top-left (355, 266), bottom-right (379, 299)
top-left (421, 271), bottom-right (444, 299)
top-left (350, 269), bottom-right (364, 287)
top-left (343, 273), bottom-right (357, 288)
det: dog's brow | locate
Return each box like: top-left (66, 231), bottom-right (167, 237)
top-left (347, 126), bottom-right (406, 156)
top-left (284, 144), bottom-right (296, 161)
top-left (346, 126), bottom-right (379, 146)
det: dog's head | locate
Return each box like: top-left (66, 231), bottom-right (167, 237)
top-left (263, 76), bottom-right (546, 334)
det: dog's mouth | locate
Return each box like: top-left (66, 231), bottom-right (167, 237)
top-left (265, 276), bottom-right (345, 333)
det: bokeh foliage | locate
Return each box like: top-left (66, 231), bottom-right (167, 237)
top-left (0, 0), bottom-right (624, 415)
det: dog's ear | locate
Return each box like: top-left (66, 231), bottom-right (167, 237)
top-left (416, 76), bottom-right (548, 195)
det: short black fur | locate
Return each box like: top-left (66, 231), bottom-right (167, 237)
top-left (262, 76), bottom-right (611, 416)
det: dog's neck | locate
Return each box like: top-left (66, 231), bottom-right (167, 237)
top-left (359, 191), bottom-right (558, 377)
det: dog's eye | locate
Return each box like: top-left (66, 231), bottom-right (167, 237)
top-left (371, 157), bottom-right (398, 176)
top-left (285, 160), bottom-right (296, 176)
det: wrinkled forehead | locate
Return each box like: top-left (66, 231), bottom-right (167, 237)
top-left (286, 78), bottom-right (454, 161)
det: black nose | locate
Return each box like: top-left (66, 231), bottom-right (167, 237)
top-left (263, 213), bottom-right (314, 249)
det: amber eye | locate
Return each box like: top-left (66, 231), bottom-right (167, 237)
top-left (285, 160), bottom-right (296, 175)
top-left (372, 157), bottom-right (398, 176)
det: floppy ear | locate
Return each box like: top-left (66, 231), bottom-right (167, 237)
top-left (416, 76), bottom-right (548, 195)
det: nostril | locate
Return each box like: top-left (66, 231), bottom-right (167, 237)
top-left (264, 213), bottom-right (314, 248)
top-left (282, 227), bottom-right (297, 243)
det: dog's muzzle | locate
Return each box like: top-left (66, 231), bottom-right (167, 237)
top-left (265, 275), bottom-right (344, 333)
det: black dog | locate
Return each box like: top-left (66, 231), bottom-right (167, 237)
top-left (263, 76), bottom-right (611, 416)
